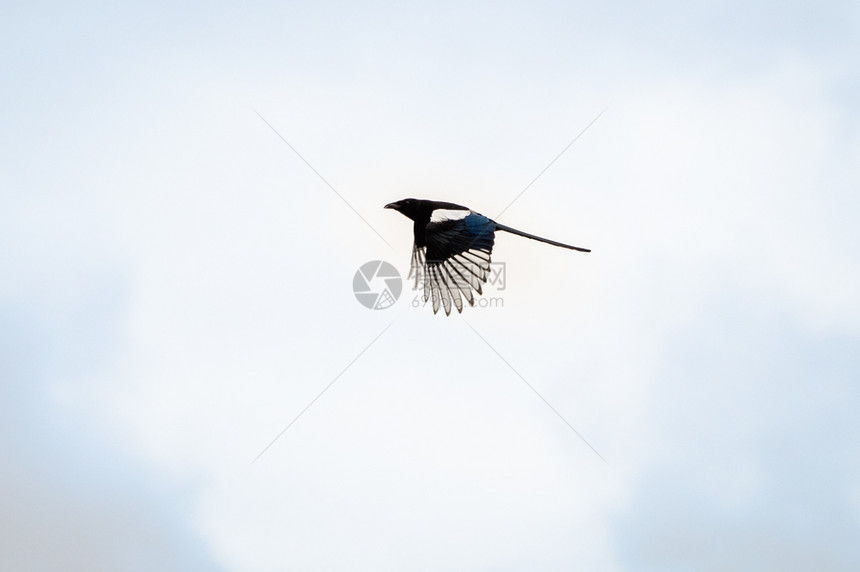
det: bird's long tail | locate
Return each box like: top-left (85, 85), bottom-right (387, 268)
top-left (494, 222), bottom-right (591, 252)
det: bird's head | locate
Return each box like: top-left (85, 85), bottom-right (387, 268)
top-left (384, 198), bottom-right (422, 220)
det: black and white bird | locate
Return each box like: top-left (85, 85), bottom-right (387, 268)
top-left (385, 198), bottom-right (590, 315)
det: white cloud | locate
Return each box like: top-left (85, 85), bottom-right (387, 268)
top-left (2, 1), bottom-right (858, 570)
top-left (0, 203), bottom-right (223, 571)
top-left (611, 299), bottom-right (860, 571)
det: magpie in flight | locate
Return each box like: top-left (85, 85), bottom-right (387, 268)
top-left (385, 198), bottom-right (590, 315)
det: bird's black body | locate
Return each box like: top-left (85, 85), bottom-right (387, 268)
top-left (392, 199), bottom-right (468, 247)
top-left (385, 198), bottom-right (589, 315)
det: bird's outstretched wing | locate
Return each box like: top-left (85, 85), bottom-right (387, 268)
top-left (422, 212), bottom-right (496, 315)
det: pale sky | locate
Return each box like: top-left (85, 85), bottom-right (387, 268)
top-left (2, 1), bottom-right (859, 570)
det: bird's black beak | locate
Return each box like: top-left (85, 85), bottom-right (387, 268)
top-left (384, 202), bottom-right (397, 210)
